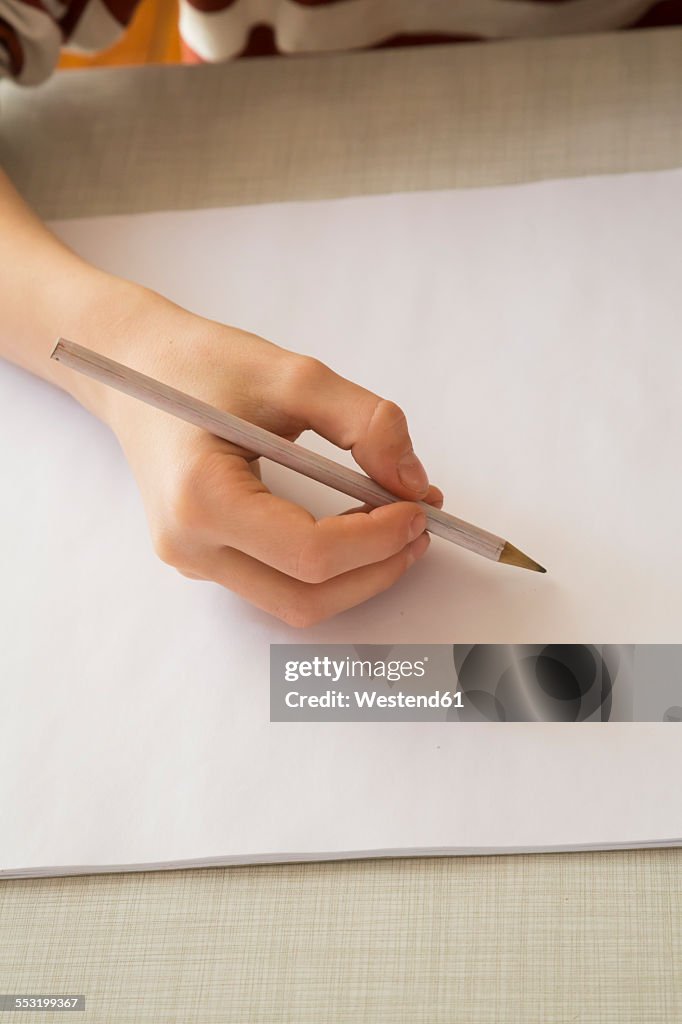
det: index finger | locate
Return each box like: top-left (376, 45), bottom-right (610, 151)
top-left (274, 356), bottom-right (434, 501)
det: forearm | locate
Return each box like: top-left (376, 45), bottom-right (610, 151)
top-left (0, 168), bottom-right (152, 421)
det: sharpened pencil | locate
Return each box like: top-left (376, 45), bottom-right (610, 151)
top-left (51, 338), bottom-right (546, 573)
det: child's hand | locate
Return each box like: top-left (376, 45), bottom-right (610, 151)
top-left (66, 284), bottom-right (443, 625)
top-left (0, 168), bottom-right (439, 624)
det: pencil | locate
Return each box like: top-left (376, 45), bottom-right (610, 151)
top-left (51, 338), bottom-right (546, 573)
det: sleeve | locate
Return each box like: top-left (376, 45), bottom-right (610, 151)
top-left (0, 0), bottom-right (62, 85)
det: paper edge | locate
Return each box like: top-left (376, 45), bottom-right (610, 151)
top-left (3, 838), bottom-right (681, 880)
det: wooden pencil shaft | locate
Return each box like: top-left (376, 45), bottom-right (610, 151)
top-left (51, 339), bottom-right (505, 561)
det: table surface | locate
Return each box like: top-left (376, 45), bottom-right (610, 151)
top-left (1, 28), bottom-right (682, 1023)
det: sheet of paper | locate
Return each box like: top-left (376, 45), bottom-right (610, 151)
top-left (1, 170), bottom-right (681, 877)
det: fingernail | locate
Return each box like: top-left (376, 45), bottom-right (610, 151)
top-left (406, 532), bottom-right (430, 567)
top-left (398, 451), bottom-right (429, 494)
top-left (409, 511), bottom-right (427, 542)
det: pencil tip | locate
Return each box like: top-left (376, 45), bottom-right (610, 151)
top-left (499, 542), bottom-right (546, 574)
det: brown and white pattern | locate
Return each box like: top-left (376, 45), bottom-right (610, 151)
top-left (1, 0), bottom-right (681, 85)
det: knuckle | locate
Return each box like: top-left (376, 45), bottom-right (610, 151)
top-left (294, 536), bottom-right (333, 584)
top-left (176, 567), bottom-right (204, 581)
top-left (277, 592), bottom-right (324, 629)
top-left (378, 398), bottom-right (409, 435)
top-left (152, 527), bottom-right (183, 568)
top-left (171, 490), bottom-right (203, 534)
top-left (153, 529), bottom-right (203, 580)
top-left (167, 456), bottom-right (215, 533)
top-left (286, 354), bottom-right (329, 394)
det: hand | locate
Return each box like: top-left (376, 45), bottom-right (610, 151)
top-left (0, 169), bottom-right (438, 624)
top-left (68, 283), bottom-right (443, 626)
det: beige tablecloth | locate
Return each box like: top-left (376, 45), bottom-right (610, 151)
top-left (1, 28), bottom-right (681, 1022)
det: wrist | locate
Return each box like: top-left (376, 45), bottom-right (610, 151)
top-left (49, 271), bottom-right (166, 428)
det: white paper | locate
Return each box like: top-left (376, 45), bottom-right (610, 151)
top-left (1, 170), bottom-right (681, 877)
